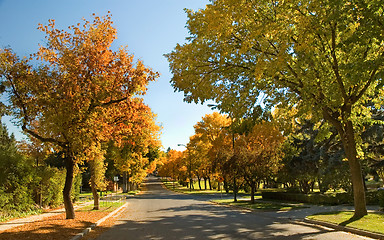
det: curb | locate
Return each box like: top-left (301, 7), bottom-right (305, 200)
top-left (71, 202), bottom-right (129, 240)
top-left (304, 217), bottom-right (384, 240)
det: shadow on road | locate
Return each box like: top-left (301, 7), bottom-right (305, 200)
top-left (96, 177), bottom-right (350, 240)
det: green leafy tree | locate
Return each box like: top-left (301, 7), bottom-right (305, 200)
top-left (166, 0), bottom-right (384, 217)
top-left (0, 122), bottom-right (37, 215)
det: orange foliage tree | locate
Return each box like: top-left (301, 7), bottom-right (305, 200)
top-left (158, 150), bottom-right (186, 184)
top-left (234, 122), bottom-right (284, 203)
top-left (108, 108), bottom-right (161, 193)
top-left (187, 112), bottom-right (231, 190)
top-left (0, 13), bottom-right (158, 219)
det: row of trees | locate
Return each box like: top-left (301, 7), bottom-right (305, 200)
top-left (159, 112), bottom-right (285, 203)
top-left (166, 0), bottom-right (384, 218)
top-left (0, 13), bottom-right (161, 219)
top-left (159, 110), bottom-right (384, 205)
top-left (0, 115), bottom-right (160, 220)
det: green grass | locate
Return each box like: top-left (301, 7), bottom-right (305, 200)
top-left (162, 180), bottom-right (242, 195)
top-left (79, 191), bottom-right (114, 198)
top-left (307, 211), bottom-right (384, 234)
top-left (79, 201), bottom-right (125, 212)
top-left (0, 208), bottom-right (43, 222)
top-left (213, 199), bottom-right (306, 211)
top-left (121, 190), bottom-right (140, 195)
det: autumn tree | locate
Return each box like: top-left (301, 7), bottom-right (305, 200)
top-left (166, 0), bottom-right (384, 217)
top-left (109, 108), bottom-right (161, 192)
top-left (234, 122), bottom-right (284, 203)
top-left (186, 134), bottom-right (207, 190)
top-left (189, 112), bottom-right (231, 189)
top-left (0, 14), bottom-right (158, 218)
top-left (158, 150), bottom-right (186, 184)
top-left (84, 143), bottom-right (107, 210)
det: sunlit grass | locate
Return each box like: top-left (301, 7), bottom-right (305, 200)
top-left (213, 199), bottom-right (306, 211)
top-left (307, 211), bottom-right (384, 234)
top-left (79, 201), bottom-right (125, 212)
top-left (161, 179), bottom-right (250, 195)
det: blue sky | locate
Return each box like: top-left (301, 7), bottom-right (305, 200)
top-left (0, 0), bottom-right (215, 151)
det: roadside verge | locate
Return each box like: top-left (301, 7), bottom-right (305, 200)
top-left (304, 217), bottom-right (384, 240)
top-left (71, 202), bottom-right (129, 240)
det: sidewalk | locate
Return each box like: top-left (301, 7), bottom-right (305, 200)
top-left (0, 201), bottom-right (93, 232)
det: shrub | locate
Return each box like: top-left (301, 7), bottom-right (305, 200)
top-left (262, 191), bottom-right (351, 205)
top-left (378, 189), bottom-right (384, 208)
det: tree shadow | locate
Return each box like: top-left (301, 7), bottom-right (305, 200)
top-left (97, 199), bottom-right (334, 240)
top-left (339, 215), bottom-right (363, 226)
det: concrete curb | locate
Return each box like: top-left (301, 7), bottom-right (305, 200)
top-left (304, 217), bottom-right (384, 240)
top-left (71, 202), bottom-right (129, 240)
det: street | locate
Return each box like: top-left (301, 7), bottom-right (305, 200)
top-left (95, 177), bottom-right (372, 240)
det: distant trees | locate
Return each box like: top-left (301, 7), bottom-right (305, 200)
top-left (158, 149), bottom-right (186, 184)
top-left (158, 113), bottom-right (285, 204)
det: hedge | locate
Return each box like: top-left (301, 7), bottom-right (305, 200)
top-left (261, 190), bottom-right (380, 205)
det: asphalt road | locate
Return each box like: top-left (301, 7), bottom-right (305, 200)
top-left (95, 177), bottom-right (372, 240)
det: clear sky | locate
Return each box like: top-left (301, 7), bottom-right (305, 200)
top-left (0, 0), bottom-right (215, 151)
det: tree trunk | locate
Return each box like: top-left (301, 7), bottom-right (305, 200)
top-left (323, 108), bottom-right (367, 218)
top-left (90, 178), bottom-right (100, 210)
top-left (197, 175), bottom-right (202, 190)
top-left (208, 177), bottom-right (212, 190)
top-left (224, 178), bottom-right (229, 193)
top-left (233, 176), bottom-right (237, 202)
top-left (250, 181), bottom-right (255, 204)
top-left (190, 178), bottom-right (194, 190)
top-left (204, 177), bottom-right (207, 190)
top-left (122, 172), bottom-right (128, 193)
top-left (127, 173), bottom-right (131, 192)
top-left (63, 155), bottom-right (75, 219)
top-left (342, 120), bottom-right (367, 218)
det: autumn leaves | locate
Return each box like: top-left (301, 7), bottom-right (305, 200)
top-left (0, 14), bottom-right (160, 219)
top-left (159, 112), bottom-right (284, 203)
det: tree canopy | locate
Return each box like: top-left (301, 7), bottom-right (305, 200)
top-left (166, 0), bottom-right (384, 217)
top-left (0, 13), bottom-right (159, 219)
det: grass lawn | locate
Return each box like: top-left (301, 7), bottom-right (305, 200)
top-left (79, 201), bottom-right (125, 212)
top-left (307, 211), bottom-right (384, 235)
top-left (161, 180), bottom-right (253, 196)
top-left (213, 199), bottom-right (307, 211)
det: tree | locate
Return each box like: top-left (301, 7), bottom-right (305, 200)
top-left (0, 121), bottom-right (36, 213)
top-left (187, 112), bottom-right (231, 190)
top-left (109, 108), bottom-right (161, 192)
top-left (86, 143), bottom-right (107, 210)
top-left (234, 121), bottom-right (284, 203)
top-left (166, 0), bottom-right (384, 217)
top-left (158, 150), bottom-right (186, 184)
top-left (0, 14), bottom-right (158, 218)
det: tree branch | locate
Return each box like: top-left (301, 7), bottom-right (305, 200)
top-left (330, 23), bottom-right (348, 101)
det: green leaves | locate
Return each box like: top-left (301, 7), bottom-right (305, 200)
top-left (168, 0), bottom-right (384, 122)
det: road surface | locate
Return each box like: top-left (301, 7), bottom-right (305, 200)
top-left (96, 177), bottom-right (372, 240)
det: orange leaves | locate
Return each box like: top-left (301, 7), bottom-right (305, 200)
top-left (1, 14), bottom-right (159, 158)
top-left (233, 121), bottom-right (284, 180)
